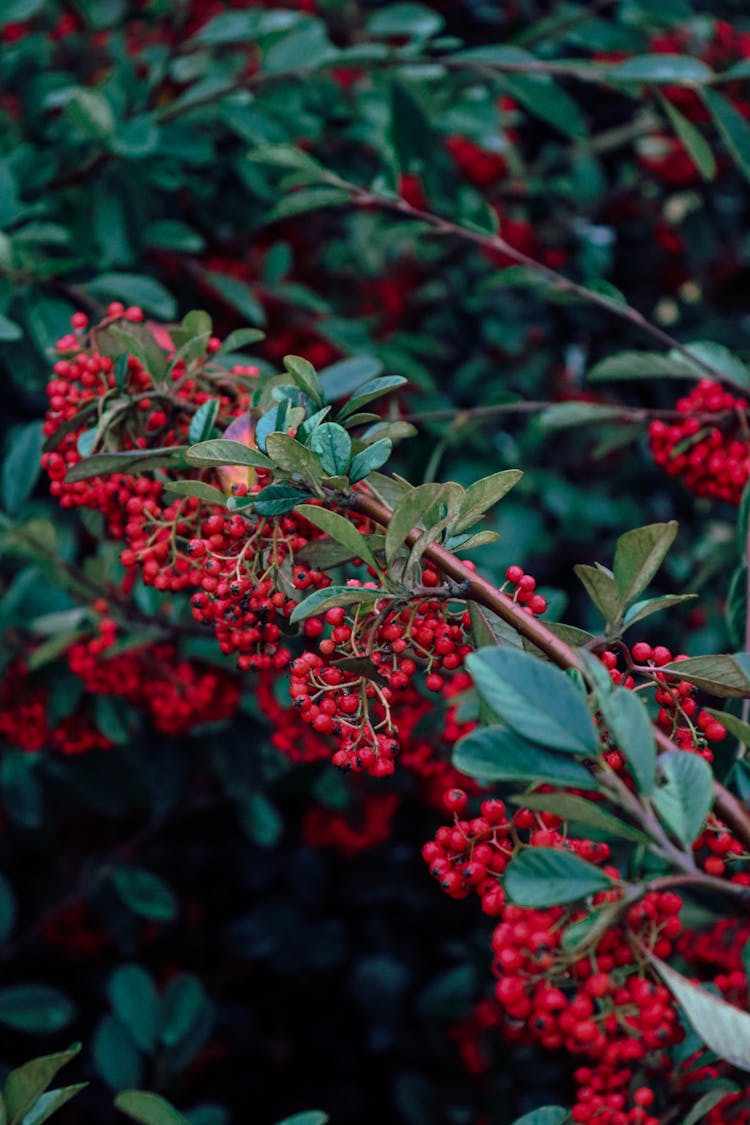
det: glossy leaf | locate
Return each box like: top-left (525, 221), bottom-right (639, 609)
top-left (297, 506), bottom-right (379, 570)
top-left (597, 686), bottom-right (657, 796)
top-left (453, 726), bottom-right (594, 787)
top-left (504, 848), bottom-right (613, 908)
top-left (111, 866), bottom-right (178, 922)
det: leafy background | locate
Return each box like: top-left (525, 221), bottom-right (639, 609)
top-left (1, 0), bottom-right (750, 1121)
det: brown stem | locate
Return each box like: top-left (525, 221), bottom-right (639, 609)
top-left (346, 489), bottom-right (750, 851)
top-left (333, 180), bottom-right (725, 381)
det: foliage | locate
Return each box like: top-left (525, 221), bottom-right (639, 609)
top-left (3, 2), bottom-right (750, 1124)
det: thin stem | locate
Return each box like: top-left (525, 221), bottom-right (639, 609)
top-left (331, 177), bottom-right (726, 381)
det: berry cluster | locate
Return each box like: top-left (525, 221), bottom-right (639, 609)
top-left (648, 381), bottom-right (749, 504)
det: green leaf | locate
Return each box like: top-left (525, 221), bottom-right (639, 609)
top-left (453, 727), bottom-right (594, 787)
top-left (274, 1116), bottom-right (328, 1125)
top-left (318, 357), bottom-right (383, 402)
top-left (107, 966), bottom-right (159, 1053)
top-left (115, 1091), bottom-right (191, 1125)
top-left (338, 377), bottom-right (407, 420)
top-left (309, 424), bottom-right (351, 476)
top-left (454, 469), bottom-right (522, 533)
top-left (661, 654), bottom-right (750, 698)
top-left (94, 1016), bottom-right (143, 1092)
top-left (87, 274), bottom-right (176, 320)
top-left (468, 603), bottom-right (523, 652)
top-left (622, 593), bottom-right (698, 629)
top-left (607, 54), bottom-right (714, 85)
top-left (703, 88), bottom-right (750, 183)
top-left (679, 341), bottom-right (750, 392)
top-left (653, 751), bottom-right (713, 847)
top-left (288, 586), bottom-right (384, 624)
top-left (0, 986), bottom-right (75, 1034)
top-left (297, 506), bottom-right (379, 570)
top-left (111, 866), bottom-right (178, 923)
top-left (159, 975), bottom-right (211, 1050)
top-left (239, 793), bottom-right (283, 848)
top-left (597, 687), bottom-right (657, 796)
top-left (185, 440), bottom-right (272, 470)
top-left (659, 96), bottom-right (716, 181)
top-left (510, 793), bottom-right (649, 843)
top-left (252, 484), bottom-right (308, 517)
top-left (144, 221), bottom-right (205, 253)
top-left (0, 874), bottom-right (16, 945)
top-left (1, 753), bottom-right (42, 828)
top-left (0, 0), bottom-right (46, 22)
top-left (0, 315), bottom-right (22, 342)
top-left (538, 402), bottom-right (626, 431)
top-left (348, 439), bottom-right (392, 483)
top-left (385, 483), bottom-right (445, 564)
top-left (296, 535), bottom-right (386, 569)
top-left (20, 1084), bottom-right (87, 1125)
top-left (283, 356), bottom-right (323, 406)
top-left (65, 447), bottom-right (188, 483)
top-left (509, 1109), bottom-right (568, 1125)
top-left (5, 1043), bottom-right (81, 1125)
top-left (1, 422), bottom-right (44, 516)
top-left (188, 400), bottom-right (219, 445)
top-left (652, 955), bottom-right (750, 1070)
top-left (465, 648), bottom-right (599, 755)
top-left (504, 848), bottom-right (613, 908)
top-left (500, 73), bottom-right (587, 140)
top-left (265, 433), bottom-right (324, 485)
top-left (218, 328), bottom-right (265, 355)
top-left (612, 521), bottom-right (677, 606)
top-left (574, 564), bottom-right (622, 628)
top-left (201, 272), bottom-right (266, 326)
top-left (163, 481), bottom-right (227, 506)
top-left (367, 2), bottom-right (443, 39)
top-left (247, 146), bottom-right (329, 183)
top-left (588, 351), bottom-right (701, 382)
top-left (65, 88), bottom-right (115, 140)
top-left (262, 20), bottom-right (336, 75)
top-left (680, 1086), bottom-right (740, 1125)
top-left (267, 188), bottom-right (351, 224)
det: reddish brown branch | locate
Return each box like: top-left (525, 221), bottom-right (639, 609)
top-left (348, 490), bottom-right (750, 851)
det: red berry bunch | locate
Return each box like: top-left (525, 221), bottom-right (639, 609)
top-left (648, 381), bottom-right (749, 504)
top-left (302, 791), bottom-right (400, 857)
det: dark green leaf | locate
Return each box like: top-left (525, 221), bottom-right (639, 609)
top-left (338, 377), bottom-right (407, 420)
top-left (607, 54), bottom-right (713, 85)
top-left (0, 986), bottom-right (75, 1034)
top-left (289, 586), bottom-right (385, 624)
top-left (107, 966), bottom-right (159, 1053)
top-left (574, 564), bottom-right (622, 628)
top-left (509, 1109), bottom-right (568, 1125)
top-left (252, 484), bottom-right (309, 517)
top-left (65, 447), bottom-right (188, 483)
top-left (453, 726), bottom-right (594, 786)
top-left (87, 274), bottom-right (176, 320)
top-left (20, 1085), bottom-right (87, 1125)
top-left (111, 867), bottom-right (178, 922)
top-left (239, 793), bottom-right (283, 848)
top-left (348, 439), bottom-right (392, 483)
top-left (319, 357), bottom-right (383, 402)
top-left (309, 424), bottom-right (351, 476)
top-left (283, 356), bottom-right (323, 406)
top-left (267, 188), bottom-right (351, 224)
top-left (465, 648), bottom-right (599, 754)
top-left (454, 470), bottom-right (522, 533)
top-left (185, 440), bottom-right (272, 470)
top-left (115, 1091), bottom-right (191, 1125)
top-left (163, 481), bottom-right (227, 506)
top-left (504, 848), bottom-right (613, 907)
top-left (297, 506), bottom-right (378, 570)
top-left (510, 792), bottom-right (648, 843)
top-left (653, 751), bottom-right (713, 847)
top-left (1, 423), bottom-right (44, 516)
top-left (597, 687), bottom-right (657, 795)
top-left (660, 96), bottom-right (716, 180)
top-left (159, 975), bottom-right (211, 1050)
top-left (201, 272), bottom-right (266, 326)
top-left (703, 88), bottom-right (750, 183)
top-left (661, 654), bottom-right (750, 698)
top-left (367, 2), bottom-right (443, 39)
top-left (622, 593), bottom-right (698, 629)
top-left (188, 400), bottom-right (219, 445)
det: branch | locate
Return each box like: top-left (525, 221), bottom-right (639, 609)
top-left (346, 489), bottom-right (750, 852)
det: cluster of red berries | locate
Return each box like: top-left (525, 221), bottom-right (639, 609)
top-left (0, 663), bottom-right (111, 756)
top-left (648, 381), bottom-right (749, 504)
top-left (66, 620), bottom-right (240, 738)
top-left (599, 643), bottom-right (726, 764)
top-left (302, 792), bottom-right (400, 857)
